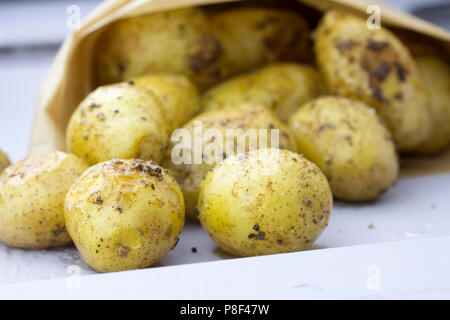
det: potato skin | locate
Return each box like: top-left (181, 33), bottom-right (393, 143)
top-left (66, 82), bottom-right (168, 165)
top-left (201, 63), bottom-right (324, 121)
top-left (133, 74), bottom-right (201, 133)
top-left (0, 150), bottom-right (10, 174)
top-left (412, 56), bottom-right (450, 154)
top-left (95, 7), bottom-right (311, 91)
top-left (315, 10), bottom-right (432, 151)
top-left (198, 148), bottom-right (332, 257)
top-left (289, 96), bottom-right (399, 202)
top-left (211, 8), bottom-right (311, 77)
top-left (0, 152), bottom-right (88, 249)
top-left (64, 159), bottom-right (184, 272)
top-left (95, 8), bottom-right (224, 91)
top-left (165, 104), bottom-right (297, 218)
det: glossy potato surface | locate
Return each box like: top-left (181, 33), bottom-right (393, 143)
top-left (66, 82), bottom-right (168, 165)
top-left (289, 96), bottom-right (399, 201)
top-left (198, 148), bottom-right (332, 257)
top-left (412, 56), bottom-right (450, 154)
top-left (0, 152), bottom-right (88, 249)
top-left (315, 10), bottom-right (432, 151)
top-left (64, 159), bottom-right (185, 272)
top-left (165, 104), bottom-right (297, 218)
top-left (201, 63), bottom-right (324, 121)
top-left (133, 74), bottom-right (200, 133)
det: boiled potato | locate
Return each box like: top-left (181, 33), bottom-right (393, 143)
top-left (132, 74), bottom-right (201, 133)
top-left (165, 104), bottom-right (298, 218)
top-left (315, 10), bottom-right (432, 151)
top-left (0, 151), bottom-right (88, 249)
top-left (64, 159), bottom-right (184, 272)
top-left (0, 149), bottom-right (10, 174)
top-left (412, 56), bottom-right (450, 154)
top-left (95, 7), bottom-right (311, 91)
top-left (211, 7), bottom-right (311, 77)
top-left (198, 148), bottom-right (332, 257)
top-left (66, 82), bottom-right (168, 165)
top-left (289, 96), bottom-right (398, 201)
top-left (95, 8), bottom-right (225, 91)
top-left (201, 63), bottom-right (324, 121)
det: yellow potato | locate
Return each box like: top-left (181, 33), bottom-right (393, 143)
top-left (201, 63), bottom-right (324, 121)
top-left (0, 152), bottom-right (88, 249)
top-left (198, 148), bottom-right (332, 257)
top-left (164, 104), bottom-right (298, 218)
top-left (132, 74), bottom-right (201, 133)
top-left (64, 159), bottom-right (184, 272)
top-left (211, 7), bottom-right (311, 76)
top-left (315, 10), bottom-right (432, 151)
top-left (66, 82), bottom-right (168, 165)
top-left (412, 56), bottom-right (450, 154)
top-left (95, 8), bottom-right (225, 91)
top-left (289, 96), bottom-right (398, 201)
top-left (0, 149), bottom-right (10, 174)
top-left (95, 7), bottom-right (311, 91)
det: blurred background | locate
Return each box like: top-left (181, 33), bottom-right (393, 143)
top-left (0, 0), bottom-right (449, 163)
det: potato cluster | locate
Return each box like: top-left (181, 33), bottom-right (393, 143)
top-left (0, 4), bottom-right (448, 272)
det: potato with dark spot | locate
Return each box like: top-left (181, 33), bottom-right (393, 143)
top-left (95, 7), bottom-right (311, 92)
top-left (198, 148), bottom-right (332, 257)
top-left (132, 74), bottom-right (201, 133)
top-left (412, 56), bottom-right (450, 154)
top-left (201, 63), bottom-right (324, 121)
top-left (95, 8), bottom-right (225, 91)
top-left (64, 159), bottom-right (184, 272)
top-left (315, 10), bottom-right (432, 151)
top-left (0, 150), bottom-right (10, 174)
top-left (211, 8), bottom-right (311, 77)
top-left (66, 82), bottom-right (168, 165)
top-left (164, 104), bottom-right (297, 218)
top-left (0, 151), bottom-right (88, 249)
top-left (289, 96), bottom-right (398, 201)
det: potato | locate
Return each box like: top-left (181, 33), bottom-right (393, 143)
top-left (0, 149), bottom-right (10, 174)
top-left (132, 74), bottom-right (201, 133)
top-left (201, 63), bottom-right (324, 121)
top-left (198, 148), bottom-right (332, 257)
top-left (66, 82), bottom-right (168, 165)
top-left (289, 96), bottom-right (398, 201)
top-left (64, 159), bottom-right (184, 272)
top-left (95, 7), bottom-right (311, 91)
top-left (165, 104), bottom-right (298, 218)
top-left (412, 56), bottom-right (450, 154)
top-left (0, 151), bottom-right (88, 249)
top-left (95, 8), bottom-right (225, 91)
top-left (315, 10), bottom-right (432, 151)
top-left (210, 7), bottom-right (311, 77)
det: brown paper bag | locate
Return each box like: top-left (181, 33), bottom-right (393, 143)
top-left (29, 0), bottom-right (450, 175)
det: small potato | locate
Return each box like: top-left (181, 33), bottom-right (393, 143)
top-left (165, 104), bottom-right (297, 218)
top-left (0, 149), bottom-right (10, 174)
top-left (95, 7), bottom-right (311, 91)
top-left (95, 8), bottom-right (225, 91)
top-left (198, 148), bottom-right (332, 257)
top-left (64, 159), bottom-right (184, 272)
top-left (412, 56), bottom-right (450, 154)
top-left (0, 151), bottom-right (88, 249)
top-left (288, 96), bottom-right (398, 202)
top-left (211, 8), bottom-right (311, 76)
top-left (201, 63), bottom-right (324, 121)
top-left (315, 10), bottom-right (432, 151)
top-left (132, 74), bottom-right (201, 133)
top-left (66, 82), bottom-right (168, 165)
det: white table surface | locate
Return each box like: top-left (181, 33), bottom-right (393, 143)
top-left (0, 0), bottom-right (449, 299)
